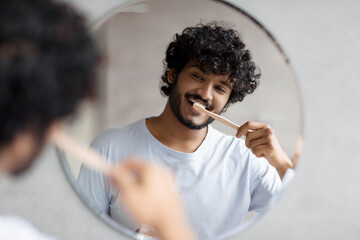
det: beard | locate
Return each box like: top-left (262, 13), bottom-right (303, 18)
top-left (168, 85), bottom-right (215, 130)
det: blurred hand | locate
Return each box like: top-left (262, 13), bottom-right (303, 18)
top-left (109, 159), bottom-right (196, 240)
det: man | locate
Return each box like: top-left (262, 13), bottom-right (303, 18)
top-left (0, 0), bottom-right (195, 239)
top-left (77, 23), bottom-right (294, 239)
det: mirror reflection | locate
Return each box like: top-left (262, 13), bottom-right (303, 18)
top-left (59, 0), bottom-right (303, 239)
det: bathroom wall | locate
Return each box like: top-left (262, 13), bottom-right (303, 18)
top-left (0, 0), bottom-right (359, 239)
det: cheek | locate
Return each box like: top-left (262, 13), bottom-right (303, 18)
top-left (215, 96), bottom-right (230, 110)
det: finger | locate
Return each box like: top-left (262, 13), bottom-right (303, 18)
top-left (246, 125), bottom-right (274, 143)
top-left (247, 136), bottom-right (269, 150)
top-left (119, 158), bottom-right (154, 183)
top-left (244, 128), bottom-right (268, 145)
top-left (110, 159), bottom-right (148, 190)
top-left (122, 158), bottom-right (149, 172)
top-left (236, 121), bottom-right (270, 138)
top-left (245, 127), bottom-right (274, 148)
top-left (252, 144), bottom-right (270, 158)
top-left (110, 165), bottom-right (136, 192)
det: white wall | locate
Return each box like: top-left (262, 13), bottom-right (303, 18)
top-left (0, 0), bottom-right (359, 239)
top-left (230, 1), bottom-right (360, 239)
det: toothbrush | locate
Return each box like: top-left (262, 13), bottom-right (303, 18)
top-left (193, 102), bottom-right (240, 130)
top-left (50, 127), bottom-right (110, 174)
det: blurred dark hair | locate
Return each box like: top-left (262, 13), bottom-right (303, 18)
top-left (0, 0), bottom-right (99, 147)
top-left (160, 22), bottom-right (260, 105)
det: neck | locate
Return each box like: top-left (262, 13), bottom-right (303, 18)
top-left (146, 101), bottom-right (207, 153)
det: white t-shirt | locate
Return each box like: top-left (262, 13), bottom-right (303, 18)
top-left (77, 119), bottom-right (282, 240)
top-left (0, 215), bottom-right (56, 240)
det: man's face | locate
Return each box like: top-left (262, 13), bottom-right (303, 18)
top-left (168, 60), bottom-right (233, 130)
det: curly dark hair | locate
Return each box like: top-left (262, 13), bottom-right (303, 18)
top-left (0, 0), bottom-right (99, 148)
top-left (160, 22), bottom-right (260, 105)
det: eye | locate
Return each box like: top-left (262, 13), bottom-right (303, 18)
top-left (215, 86), bottom-right (227, 94)
top-left (192, 73), bottom-right (203, 81)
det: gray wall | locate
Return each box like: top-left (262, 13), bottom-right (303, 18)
top-left (0, 0), bottom-right (359, 239)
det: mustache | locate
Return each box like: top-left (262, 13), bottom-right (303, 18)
top-left (185, 93), bottom-right (214, 111)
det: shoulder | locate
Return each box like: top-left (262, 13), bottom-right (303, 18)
top-left (91, 119), bottom-right (146, 149)
top-left (207, 125), bottom-right (248, 154)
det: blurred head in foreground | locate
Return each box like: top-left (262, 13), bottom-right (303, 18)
top-left (0, 0), bottom-right (99, 175)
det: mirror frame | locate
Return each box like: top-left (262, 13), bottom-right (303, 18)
top-left (57, 0), bottom-right (304, 239)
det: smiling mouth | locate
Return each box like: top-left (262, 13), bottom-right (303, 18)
top-left (188, 97), bottom-right (206, 109)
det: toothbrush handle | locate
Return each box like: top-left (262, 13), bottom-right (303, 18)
top-left (206, 111), bottom-right (240, 130)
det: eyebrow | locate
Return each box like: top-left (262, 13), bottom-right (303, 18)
top-left (220, 80), bottom-right (233, 90)
top-left (189, 64), bottom-right (209, 74)
top-left (189, 64), bottom-right (233, 90)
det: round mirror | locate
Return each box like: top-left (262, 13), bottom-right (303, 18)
top-left (58, 0), bottom-right (303, 239)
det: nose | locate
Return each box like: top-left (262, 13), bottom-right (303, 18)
top-left (196, 82), bottom-right (213, 101)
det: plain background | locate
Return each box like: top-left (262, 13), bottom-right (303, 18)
top-left (0, 0), bottom-right (359, 239)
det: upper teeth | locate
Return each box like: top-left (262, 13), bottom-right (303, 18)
top-left (188, 97), bottom-right (206, 108)
top-left (195, 101), bottom-right (205, 108)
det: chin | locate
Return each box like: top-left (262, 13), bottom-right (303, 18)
top-left (179, 115), bottom-right (214, 130)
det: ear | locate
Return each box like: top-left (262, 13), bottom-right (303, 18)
top-left (167, 69), bottom-right (176, 84)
